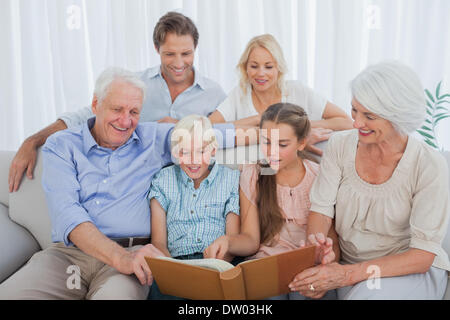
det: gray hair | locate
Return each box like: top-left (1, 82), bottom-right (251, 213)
top-left (351, 61), bottom-right (426, 135)
top-left (94, 67), bottom-right (146, 104)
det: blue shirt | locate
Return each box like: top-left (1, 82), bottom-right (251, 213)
top-left (148, 164), bottom-right (240, 257)
top-left (41, 118), bottom-right (235, 246)
top-left (59, 65), bottom-right (227, 128)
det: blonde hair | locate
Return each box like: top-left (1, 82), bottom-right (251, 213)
top-left (237, 34), bottom-right (288, 96)
top-left (171, 115), bottom-right (218, 156)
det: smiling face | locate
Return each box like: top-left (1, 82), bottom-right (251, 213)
top-left (260, 121), bottom-right (306, 172)
top-left (246, 46), bottom-right (279, 93)
top-left (157, 32), bottom-right (195, 87)
top-left (351, 98), bottom-right (399, 145)
top-left (91, 80), bottom-right (143, 150)
top-left (177, 136), bottom-right (216, 185)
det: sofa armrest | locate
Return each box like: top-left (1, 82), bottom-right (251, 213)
top-left (0, 151), bottom-right (15, 207)
top-left (0, 203), bottom-right (40, 284)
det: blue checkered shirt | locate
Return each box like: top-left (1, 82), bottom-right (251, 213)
top-left (148, 163), bottom-right (240, 257)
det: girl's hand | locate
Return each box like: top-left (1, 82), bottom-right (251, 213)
top-left (204, 236), bottom-right (230, 260)
top-left (303, 233), bottom-right (335, 265)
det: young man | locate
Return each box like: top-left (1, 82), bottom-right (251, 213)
top-left (9, 12), bottom-right (226, 192)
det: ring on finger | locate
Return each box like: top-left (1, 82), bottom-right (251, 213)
top-left (309, 284), bottom-right (315, 291)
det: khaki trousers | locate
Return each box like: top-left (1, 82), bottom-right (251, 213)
top-left (0, 242), bottom-right (149, 300)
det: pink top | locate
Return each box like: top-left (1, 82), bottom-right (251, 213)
top-left (240, 160), bottom-right (319, 259)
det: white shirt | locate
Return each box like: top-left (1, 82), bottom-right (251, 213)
top-left (216, 80), bottom-right (327, 122)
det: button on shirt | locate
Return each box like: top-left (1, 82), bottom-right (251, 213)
top-left (59, 65), bottom-right (227, 128)
top-left (41, 117), bottom-right (235, 246)
top-left (148, 163), bottom-right (240, 257)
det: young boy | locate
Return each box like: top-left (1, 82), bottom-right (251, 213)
top-left (147, 115), bottom-right (240, 299)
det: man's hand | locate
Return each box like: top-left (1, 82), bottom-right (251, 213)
top-left (8, 139), bottom-right (38, 192)
top-left (8, 119), bottom-right (67, 192)
top-left (157, 116), bottom-right (179, 124)
top-left (115, 244), bottom-right (165, 286)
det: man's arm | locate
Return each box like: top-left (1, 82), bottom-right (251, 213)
top-left (9, 104), bottom-right (96, 192)
top-left (42, 137), bottom-right (157, 285)
top-left (69, 222), bottom-right (156, 285)
top-left (9, 119), bottom-right (67, 192)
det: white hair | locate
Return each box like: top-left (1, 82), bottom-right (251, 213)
top-left (94, 67), bottom-right (146, 104)
top-left (351, 61), bottom-right (426, 135)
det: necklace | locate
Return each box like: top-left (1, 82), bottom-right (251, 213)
top-left (251, 88), bottom-right (282, 114)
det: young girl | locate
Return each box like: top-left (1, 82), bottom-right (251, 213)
top-left (147, 115), bottom-right (240, 299)
top-left (207, 103), bottom-right (338, 299)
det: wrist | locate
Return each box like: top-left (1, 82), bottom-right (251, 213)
top-left (111, 248), bottom-right (130, 271)
top-left (341, 262), bottom-right (364, 287)
top-left (24, 136), bottom-right (39, 148)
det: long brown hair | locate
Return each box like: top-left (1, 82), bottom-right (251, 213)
top-left (257, 103), bottom-right (312, 245)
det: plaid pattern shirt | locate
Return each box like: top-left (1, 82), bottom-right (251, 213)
top-left (148, 163), bottom-right (240, 257)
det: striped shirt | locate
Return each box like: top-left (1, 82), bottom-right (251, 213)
top-left (148, 163), bottom-right (240, 257)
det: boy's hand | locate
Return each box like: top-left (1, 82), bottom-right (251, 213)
top-left (204, 236), bottom-right (229, 260)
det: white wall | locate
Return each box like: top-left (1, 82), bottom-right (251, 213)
top-left (1, 0), bottom-right (449, 151)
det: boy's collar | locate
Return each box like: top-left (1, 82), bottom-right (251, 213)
top-left (179, 161), bottom-right (219, 188)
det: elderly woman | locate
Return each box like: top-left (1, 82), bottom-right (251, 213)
top-left (289, 61), bottom-right (450, 300)
top-left (208, 34), bottom-right (353, 155)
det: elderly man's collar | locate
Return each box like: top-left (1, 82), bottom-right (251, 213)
top-left (82, 117), bottom-right (141, 154)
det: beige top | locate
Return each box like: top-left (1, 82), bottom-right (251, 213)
top-left (240, 160), bottom-right (319, 259)
top-left (310, 130), bottom-right (450, 271)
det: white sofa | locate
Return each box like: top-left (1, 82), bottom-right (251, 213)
top-left (0, 145), bottom-right (449, 299)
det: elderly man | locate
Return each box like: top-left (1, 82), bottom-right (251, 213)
top-left (0, 67), bottom-right (236, 300)
top-left (9, 11), bottom-right (226, 192)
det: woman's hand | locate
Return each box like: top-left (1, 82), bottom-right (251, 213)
top-left (288, 262), bottom-right (348, 298)
top-left (305, 127), bottom-right (333, 156)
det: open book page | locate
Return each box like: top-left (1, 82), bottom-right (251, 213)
top-left (157, 256), bottom-right (235, 272)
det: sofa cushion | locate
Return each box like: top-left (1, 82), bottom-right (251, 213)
top-left (0, 203), bottom-right (40, 283)
top-left (9, 149), bottom-right (52, 250)
top-left (0, 151), bottom-right (14, 207)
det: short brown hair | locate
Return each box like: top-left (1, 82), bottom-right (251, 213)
top-left (153, 12), bottom-right (199, 50)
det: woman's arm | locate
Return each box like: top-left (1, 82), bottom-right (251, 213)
top-left (208, 110), bottom-right (226, 124)
top-left (232, 115), bottom-right (261, 128)
top-left (311, 102), bottom-right (353, 131)
top-left (150, 198), bottom-right (171, 257)
top-left (210, 110), bottom-right (260, 134)
top-left (289, 247), bottom-right (436, 298)
top-left (342, 248), bottom-right (435, 286)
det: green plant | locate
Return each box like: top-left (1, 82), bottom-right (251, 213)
top-left (416, 81), bottom-right (450, 150)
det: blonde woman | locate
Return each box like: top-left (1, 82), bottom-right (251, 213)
top-left (208, 34), bottom-right (352, 154)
